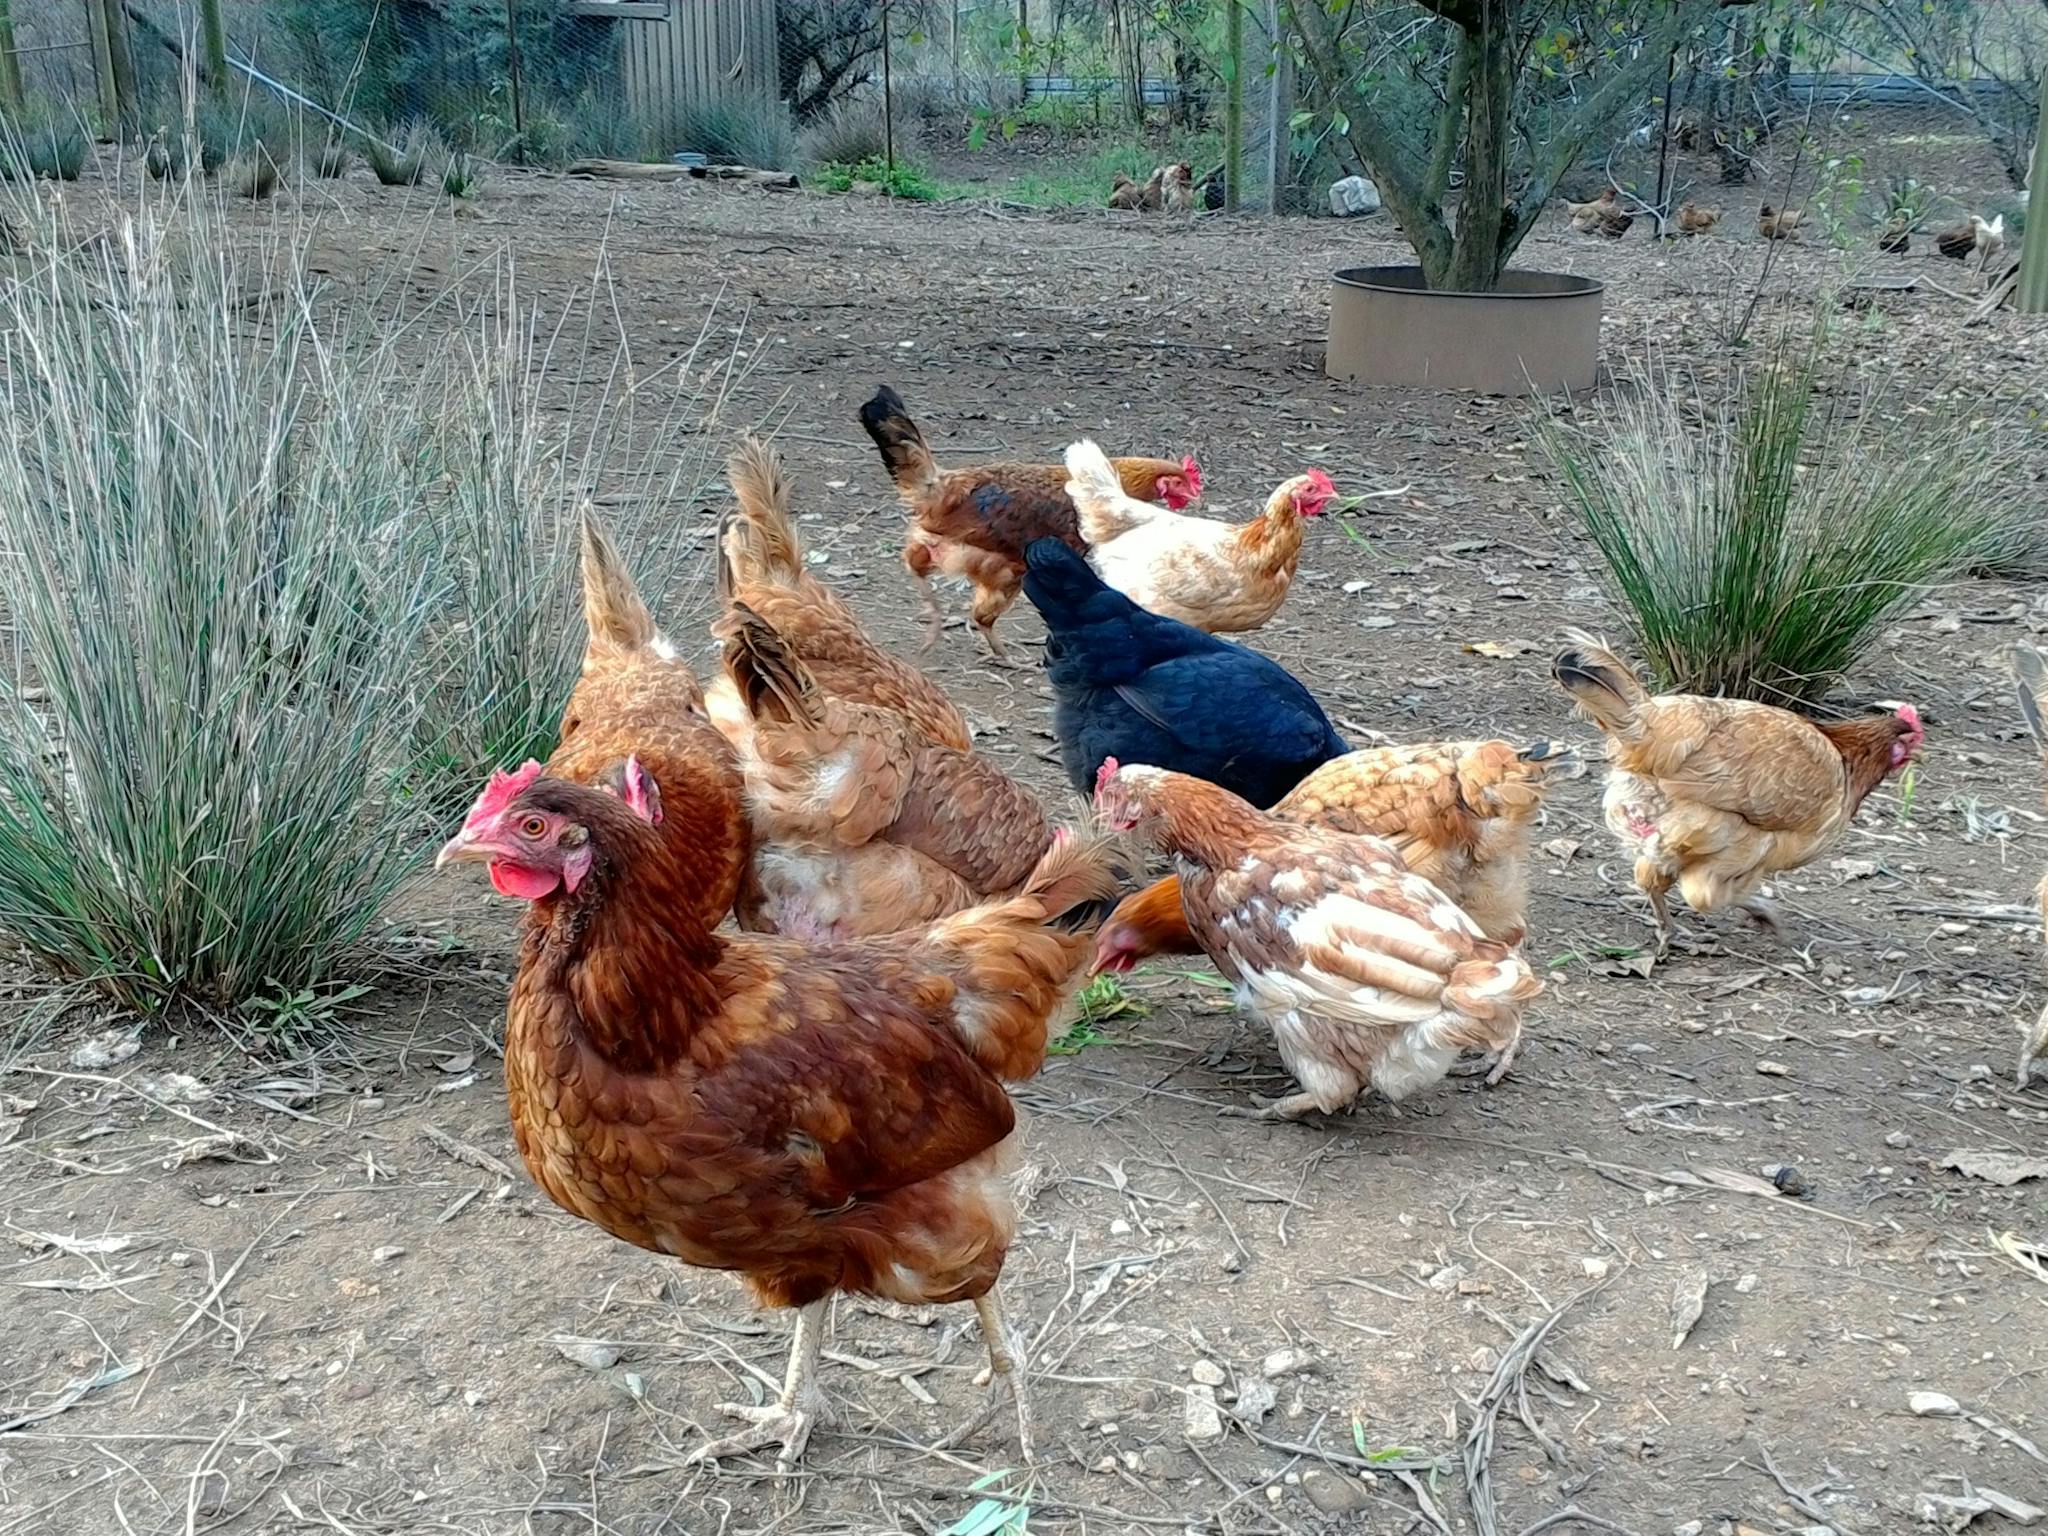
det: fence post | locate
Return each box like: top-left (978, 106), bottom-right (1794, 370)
top-left (0, 0), bottom-right (23, 118)
top-left (102, 0), bottom-right (139, 137)
top-left (2020, 73), bottom-right (2048, 313)
top-left (1223, 0), bottom-right (1242, 211)
top-left (1264, 0), bottom-right (1291, 214)
top-left (197, 0), bottom-right (226, 94)
top-left (503, 0), bottom-right (527, 162)
top-left (1017, 0), bottom-right (1027, 105)
top-left (949, 0), bottom-right (959, 108)
top-left (84, 0), bottom-right (119, 134)
top-left (881, 0), bottom-right (895, 173)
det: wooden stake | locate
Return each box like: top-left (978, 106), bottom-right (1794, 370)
top-left (196, 0), bottom-right (226, 93)
top-left (2019, 74), bottom-right (2048, 315)
top-left (0, 0), bottom-right (24, 118)
top-left (84, 0), bottom-right (120, 135)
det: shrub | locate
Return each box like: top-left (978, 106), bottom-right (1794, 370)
top-left (1542, 328), bottom-right (2013, 705)
top-left (815, 156), bottom-right (942, 201)
top-left (365, 125), bottom-right (431, 186)
top-left (441, 147), bottom-right (481, 199)
top-left (799, 97), bottom-right (891, 169)
top-left (674, 96), bottom-right (796, 170)
top-left (1, 117), bottom-right (87, 181)
top-left (0, 183), bottom-right (449, 1014)
top-left (405, 282), bottom-right (752, 802)
top-left (316, 138), bottom-right (352, 178)
top-left (231, 151), bottom-right (280, 200)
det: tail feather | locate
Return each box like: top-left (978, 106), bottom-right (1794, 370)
top-left (719, 603), bottom-right (820, 728)
top-left (859, 385), bottom-right (940, 497)
top-left (1552, 629), bottom-right (1649, 736)
top-left (580, 503), bottom-right (660, 657)
top-left (1441, 948), bottom-right (1544, 1021)
top-left (1064, 438), bottom-right (1146, 545)
top-left (2016, 647), bottom-right (2048, 751)
top-left (925, 827), bottom-right (1122, 1081)
top-left (723, 436), bottom-right (804, 594)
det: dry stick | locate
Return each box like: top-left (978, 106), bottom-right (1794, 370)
top-left (1753, 1441), bottom-right (1858, 1536)
top-left (1465, 1280), bottom-right (1621, 1536)
top-left (132, 1196), bottom-right (306, 1405)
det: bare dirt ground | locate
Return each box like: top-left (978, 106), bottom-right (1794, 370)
top-left (3, 123), bottom-right (2046, 1536)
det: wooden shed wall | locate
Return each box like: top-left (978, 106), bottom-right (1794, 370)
top-left (616, 0), bottom-right (777, 142)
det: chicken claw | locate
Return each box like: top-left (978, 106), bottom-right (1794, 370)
top-left (932, 1289), bottom-right (1036, 1462)
top-left (686, 1299), bottom-right (829, 1473)
top-left (1217, 1092), bottom-right (1332, 1123)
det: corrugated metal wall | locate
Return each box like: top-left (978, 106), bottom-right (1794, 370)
top-left (619, 0), bottom-right (777, 140)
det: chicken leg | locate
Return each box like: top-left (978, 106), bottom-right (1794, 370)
top-left (931, 1287), bottom-right (1035, 1461)
top-left (2020, 1003), bottom-right (2048, 1090)
top-left (686, 1298), bottom-right (830, 1471)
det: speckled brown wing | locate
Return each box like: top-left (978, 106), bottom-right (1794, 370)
top-left (915, 465), bottom-right (1086, 562)
top-left (733, 581), bottom-right (970, 750)
top-left (882, 743), bottom-right (1052, 896)
top-left (742, 696), bottom-right (919, 848)
top-left (1617, 698), bottom-right (1847, 831)
top-left (505, 939), bottom-right (1019, 1310)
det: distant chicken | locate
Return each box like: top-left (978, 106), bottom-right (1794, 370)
top-left (2009, 647), bottom-right (2048, 1089)
top-left (708, 435), bottom-right (969, 753)
top-left (1676, 201), bottom-right (1720, 235)
top-left (1935, 214), bottom-right (2003, 272)
top-left (548, 508), bottom-right (750, 932)
top-left (1567, 187), bottom-right (1630, 237)
top-left (860, 386), bottom-right (1200, 657)
top-left (1554, 632), bottom-right (1923, 955)
top-left (1758, 204), bottom-right (1804, 240)
top-left (1068, 438), bottom-right (1334, 634)
top-left (1022, 537), bottom-right (1347, 808)
top-left (1093, 738), bottom-right (1574, 976)
top-left (439, 757), bottom-right (1116, 1468)
top-left (721, 604), bottom-right (1055, 941)
top-left (1109, 166), bottom-right (1165, 210)
top-left (1094, 763), bottom-right (1542, 1119)
top-left (1161, 161), bottom-right (1195, 214)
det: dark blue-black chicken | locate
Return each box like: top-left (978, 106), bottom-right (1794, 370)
top-left (1021, 538), bottom-right (1348, 807)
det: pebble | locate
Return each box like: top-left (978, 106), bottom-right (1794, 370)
top-left (1673, 1523), bottom-right (1704, 1536)
top-left (1755, 1059), bottom-right (1790, 1076)
top-left (1183, 1384), bottom-right (1225, 1444)
top-left (372, 1245), bottom-right (405, 1264)
top-left (1909, 1390), bottom-right (1961, 1417)
top-left (1190, 1359), bottom-right (1226, 1387)
top-left (1262, 1347), bottom-right (1315, 1379)
top-left (1885, 1131), bottom-right (1914, 1150)
top-left (1218, 1252), bottom-right (1243, 1274)
top-left (1302, 1468), bottom-right (1373, 1516)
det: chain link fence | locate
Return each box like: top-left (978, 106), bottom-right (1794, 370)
top-left (0, 1), bottom-right (1320, 207)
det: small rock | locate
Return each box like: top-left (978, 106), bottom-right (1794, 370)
top-left (1109, 1218), bottom-right (1131, 1236)
top-left (1672, 1523), bottom-right (1705, 1536)
top-left (372, 1245), bottom-right (406, 1264)
top-left (1231, 1376), bottom-right (1277, 1426)
top-left (1138, 1445), bottom-right (1178, 1480)
top-left (555, 1340), bottom-right (621, 1371)
top-left (1091, 1454), bottom-right (1117, 1474)
top-left (1885, 1131), bottom-right (1914, 1150)
top-left (1908, 1390), bottom-right (1962, 1417)
top-left (1183, 1384), bottom-right (1225, 1444)
top-left (1190, 1359), bottom-right (1226, 1387)
top-left (1262, 1347), bottom-right (1315, 1379)
top-left (1755, 1059), bottom-right (1790, 1076)
top-left (168, 1251), bottom-right (193, 1268)
top-left (462, 1387), bottom-right (485, 1407)
top-left (1734, 1273), bottom-right (1759, 1295)
top-left (1218, 1251), bottom-right (1242, 1275)
top-left (1917, 1491), bottom-right (1993, 1532)
top-left (1581, 1256), bottom-right (1612, 1279)
top-left (1302, 1468), bottom-right (1373, 1515)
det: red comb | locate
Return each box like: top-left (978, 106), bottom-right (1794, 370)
top-left (1093, 757), bottom-right (1121, 798)
top-left (1180, 457), bottom-right (1203, 497)
top-left (463, 760), bottom-right (545, 834)
top-left (1896, 703), bottom-right (1922, 731)
top-left (1307, 468), bottom-right (1336, 495)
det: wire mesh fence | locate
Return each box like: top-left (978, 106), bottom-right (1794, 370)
top-left (0, 1), bottom-right (1311, 208)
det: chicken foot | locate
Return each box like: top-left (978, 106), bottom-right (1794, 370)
top-left (1217, 1091), bottom-right (1341, 1122)
top-left (930, 1287), bottom-right (1035, 1461)
top-left (686, 1297), bottom-right (831, 1471)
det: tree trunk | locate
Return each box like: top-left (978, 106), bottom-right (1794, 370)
top-left (2019, 71), bottom-right (2048, 313)
top-left (1443, 15), bottom-right (1512, 290)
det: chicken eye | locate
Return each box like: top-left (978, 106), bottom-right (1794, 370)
top-left (520, 815), bottom-right (548, 839)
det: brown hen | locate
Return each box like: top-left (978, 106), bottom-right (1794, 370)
top-left (547, 508), bottom-right (748, 932)
top-left (859, 385), bottom-right (1199, 657)
top-left (707, 435), bottom-right (969, 752)
top-left (438, 759), bottom-right (1117, 1468)
top-left (722, 604), bottom-right (1056, 940)
top-left (1554, 632), bottom-right (1922, 954)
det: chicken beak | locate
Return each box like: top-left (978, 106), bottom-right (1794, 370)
top-left (436, 831), bottom-right (483, 870)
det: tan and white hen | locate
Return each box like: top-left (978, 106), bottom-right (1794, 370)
top-left (1093, 761), bottom-right (1541, 1120)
